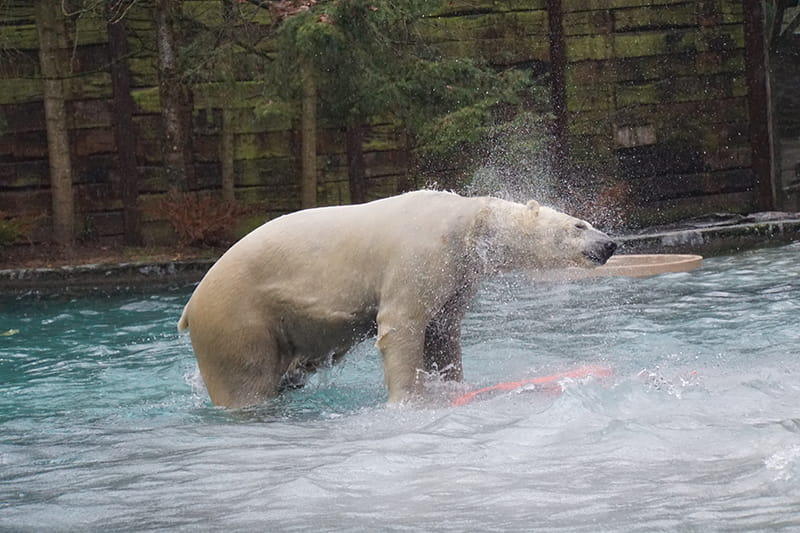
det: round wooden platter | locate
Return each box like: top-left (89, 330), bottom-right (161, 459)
top-left (530, 254), bottom-right (703, 281)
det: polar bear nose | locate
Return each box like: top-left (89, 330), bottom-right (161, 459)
top-left (597, 240), bottom-right (618, 263)
top-left (584, 238), bottom-right (617, 265)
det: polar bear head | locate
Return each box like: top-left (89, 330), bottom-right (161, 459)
top-left (482, 198), bottom-right (617, 272)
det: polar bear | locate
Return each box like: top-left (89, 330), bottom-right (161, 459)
top-left (178, 190), bottom-right (616, 407)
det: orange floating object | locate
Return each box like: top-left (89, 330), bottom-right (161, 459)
top-left (451, 364), bottom-right (613, 407)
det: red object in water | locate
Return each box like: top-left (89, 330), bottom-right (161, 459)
top-left (451, 364), bottom-right (613, 407)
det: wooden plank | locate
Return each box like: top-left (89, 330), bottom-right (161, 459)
top-left (0, 160), bottom-right (49, 188)
top-left (235, 157), bottom-right (296, 187)
top-left (562, 0), bottom-right (690, 12)
top-left (628, 191), bottom-right (755, 225)
top-left (610, 97), bottom-right (749, 127)
top-left (615, 73), bottom-right (747, 107)
top-left (566, 34), bottom-right (613, 61)
top-left (192, 81), bottom-right (265, 110)
top-left (363, 150), bottom-right (408, 178)
top-left (74, 182), bottom-right (121, 211)
top-left (0, 101), bottom-right (45, 132)
top-left (70, 127), bottom-right (115, 156)
top-left (0, 78), bottom-right (44, 104)
top-left (628, 169), bottom-right (754, 202)
top-left (0, 49), bottom-right (39, 78)
top-left (83, 211), bottom-right (124, 237)
top-left (67, 72), bottom-right (113, 99)
top-left (430, 36), bottom-right (551, 64)
top-left (234, 131), bottom-right (294, 160)
top-left (419, 11), bottom-right (549, 42)
top-left (0, 188), bottom-right (49, 214)
top-left (613, 50), bottom-right (744, 84)
top-left (430, 0), bottom-right (547, 16)
top-left (73, 153), bottom-right (114, 185)
top-left (563, 10), bottom-right (613, 36)
top-left (613, 3), bottom-right (698, 32)
top-left (0, 130), bottom-right (48, 159)
top-left (67, 99), bottom-right (112, 129)
top-left (0, 23), bottom-right (39, 49)
top-left (566, 82), bottom-right (614, 111)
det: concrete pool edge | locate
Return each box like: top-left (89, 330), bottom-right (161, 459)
top-left (616, 214), bottom-right (800, 256)
top-left (1, 215), bottom-right (799, 293)
top-left (0, 259), bottom-right (215, 293)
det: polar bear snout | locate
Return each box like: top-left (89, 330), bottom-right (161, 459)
top-left (583, 238), bottom-right (617, 265)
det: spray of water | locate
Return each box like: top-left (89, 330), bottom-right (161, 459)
top-left (462, 113), bottom-right (630, 232)
top-left (463, 113), bottom-right (563, 205)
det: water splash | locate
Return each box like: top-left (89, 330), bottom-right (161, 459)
top-left (464, 114), bottom-right (563, 205)
top-left (765, 444), bottom-right (800, 481)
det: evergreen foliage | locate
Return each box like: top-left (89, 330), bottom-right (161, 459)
top-left (267, 0), bottom-right (548, 179)
top-left (78, 0), bottom-right (552, 189)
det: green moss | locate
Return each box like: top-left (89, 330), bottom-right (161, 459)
top-left (193, 81), bottom-right (264, 109)
top-left (566, 35), bottom-right (613, 61)
top-left (563, 11), bottom-right (612, 36)
top-left (253, 100), bottom-right (295, 131)
top-left (128, 58), bottom-right (158, 86)
top-left (613, 5), bottom-right (696, 32)
top-left (73, 16), bottom-right (108, 46)
top-left (365, 175), bottom-right (399, 200)
top-left (432, 37), bottom-right (550, 64)
top-left (614, 31), bottom-right (696, 59)
top-left (696, 26), bottom-right (745, 52)
top-left (568, 111), bottom-right (610, 136)
top-left (234, 132), bottom-right (293, 160)
top-left (131, 87), bottom-right (161, 113)
top-left (234, 213), bottom-right (270, 238)
top-left (362, 126), bottom-right (404, 152)
top-left (430, 0), bottom-right (546, 16)
top-left (562, 0), bottom-right (686, 12)
top-left (419, 11), bottom-right (548, 42)
top-left (616, 82), bottom-right (658, 107)
top-left (235, 158), bottom-right (295, 187)
top-left (181, 1), bottom-right (224, 27)
top-left (0, 24), bottom-right (38, 49)
top-left (68, 72), bottom-right (112, 99)
top-left (0, 78), bottom-right (43, 105)
top-left (317, 180), bottom-right (350, 206)
top-left (566, 83), bottom-right (614, 111)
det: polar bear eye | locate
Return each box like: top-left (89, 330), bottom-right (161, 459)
top-left (575, 222), bottom-right (588, 230)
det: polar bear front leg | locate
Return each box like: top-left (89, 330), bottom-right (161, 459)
top-left (424, 315), bottom-right (464, 382)
top-left (376, 310), bottom-right (427, 403)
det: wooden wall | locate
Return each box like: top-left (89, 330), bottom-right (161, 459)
top-left (0, 0), bottom-right (779, 246)
top-left (557, 0), bottom-right (764, 224)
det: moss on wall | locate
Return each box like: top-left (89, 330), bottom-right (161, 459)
top-left (0, 0), bottom-right (768, 244)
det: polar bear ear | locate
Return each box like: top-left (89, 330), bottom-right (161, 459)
top-left (526, 200), bottom-right (540, 216)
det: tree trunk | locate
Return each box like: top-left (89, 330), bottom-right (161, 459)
top-left (153, 0), bottom-right (194, 191)
top-left (300, 64), bottom-right (317, 209)
top-left (220, 0), bottom-right (239, 202)
top-left (35, 0), bottom-right (74, 247)
top-left (107, 13), bottom-right (142, 245)
top-left (221, 107), bottom-right (236, 201)
top-left (346, 123), bottom-right (367, 204)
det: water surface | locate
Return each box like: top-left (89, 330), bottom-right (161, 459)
top-left (2, 244), bottom-right (799, 531)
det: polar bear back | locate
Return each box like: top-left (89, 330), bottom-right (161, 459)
top-left (180, 190), bottom-right (487, 332)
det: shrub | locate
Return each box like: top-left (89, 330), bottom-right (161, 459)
top-left (0, 211), bottom-right (42, 246)
top-left (159, 190), bottom-right (252, 247)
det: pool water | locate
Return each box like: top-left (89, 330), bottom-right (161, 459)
top-left (2, 244), bottom-right (799, 531)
